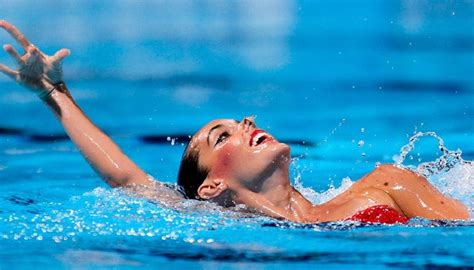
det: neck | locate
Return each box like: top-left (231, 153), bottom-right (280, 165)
top-left (232, 163), bottom-right (321, 223)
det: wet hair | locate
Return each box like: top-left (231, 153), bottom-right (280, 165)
top-left (177, 143), bottom-right (209, 199)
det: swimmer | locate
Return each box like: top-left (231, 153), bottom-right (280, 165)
top-left (0, 20), bottom-right (468, 224)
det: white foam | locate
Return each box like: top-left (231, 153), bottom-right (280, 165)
top-left (428, 161), bottom-right (474, 216)
top-left (294, 177), bottom-right (354, 205)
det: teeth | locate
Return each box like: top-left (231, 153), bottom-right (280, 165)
top-left (252, 132), bottom-right (267, 146)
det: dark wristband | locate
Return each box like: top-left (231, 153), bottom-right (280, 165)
top-left (41, 82), bottom-right (68, 100)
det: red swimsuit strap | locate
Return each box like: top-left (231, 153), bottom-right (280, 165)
top-left (347, 205), bottom-right (409, 224)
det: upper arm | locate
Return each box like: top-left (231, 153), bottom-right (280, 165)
top-left (126, 170), bottom-right (154, 187)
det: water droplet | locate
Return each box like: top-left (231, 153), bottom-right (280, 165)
top-left (394, 131), bottom-right (465, 177)
top-left (358, 140), bottom-right (365, 147)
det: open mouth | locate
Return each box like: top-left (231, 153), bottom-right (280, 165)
top-left (249, 129), bottom-right (271, 147)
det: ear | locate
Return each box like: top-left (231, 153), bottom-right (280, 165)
top-left (197, 177), bottom-right (228, 200)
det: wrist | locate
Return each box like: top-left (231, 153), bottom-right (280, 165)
top-left (40, 82), bottom-right (69, 101)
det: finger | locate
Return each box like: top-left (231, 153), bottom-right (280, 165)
top-left (0, 20), bottom-right (31, 50)
top-left (0, 63), bottom-right (18, 79)
top-left (3, 44), bottom-right (23, 64)
top-left (50, 48), bottom-right (70, 63)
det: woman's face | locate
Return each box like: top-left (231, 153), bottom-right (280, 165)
top-left (189, 117), bottom-right (291, 192)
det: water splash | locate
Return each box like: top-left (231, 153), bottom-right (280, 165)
top-left (0, 185), bottom-right (263, 244)
top-left (294, 177), bottom-right (354, 205)
top-left (295, 131), bottom-right (473, 217)
top-left (393, 131), bottom-right (473, 215)
top-left (394, 131), bottom-right (466, 177)
top-left (430, 162), bottom-right (474, 215)
top-left (2, 131), bottom-right (472, 246)
top-left (317, 118), bottom-right (346, 146)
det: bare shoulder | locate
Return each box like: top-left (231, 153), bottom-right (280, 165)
top-left (376, 164), bottom-right (408, 172)
top-left (373, 164), bottom-right (420, 178)
top-left (351, 163), bottom-right (427, 195)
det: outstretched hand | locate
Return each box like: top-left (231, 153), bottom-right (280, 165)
top-left (0, 20), bottom-right (70, 98)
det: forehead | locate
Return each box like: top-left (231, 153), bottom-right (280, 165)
top-left (189, 119), bottom-right (237, 148)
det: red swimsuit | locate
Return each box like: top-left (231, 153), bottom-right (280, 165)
top-left (347, 205), bottom-right (409, 224)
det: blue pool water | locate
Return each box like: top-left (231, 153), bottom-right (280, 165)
top-left (1, 1), bottom-right (473, 269)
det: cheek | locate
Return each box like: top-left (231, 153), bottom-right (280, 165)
top-left (212, 145), bottom-right (238, 177)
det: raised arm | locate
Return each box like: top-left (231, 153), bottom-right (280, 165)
top-left (0, 20), bottom-right (152, 187)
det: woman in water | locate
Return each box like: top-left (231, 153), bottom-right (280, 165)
top-left (0, 21), bottom-right (468, 223)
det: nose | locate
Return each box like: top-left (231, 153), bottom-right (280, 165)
top-left (241, 116), bottom-right (256, 132)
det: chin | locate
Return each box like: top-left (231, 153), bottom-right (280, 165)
top-left (267, 142), bottom-right (291, 166)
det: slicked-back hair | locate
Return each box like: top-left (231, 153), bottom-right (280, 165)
top-left (177, 143), bottom-right (209, 199)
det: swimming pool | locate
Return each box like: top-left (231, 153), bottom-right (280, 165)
top-left (1, 0), bottom-right (473, 269)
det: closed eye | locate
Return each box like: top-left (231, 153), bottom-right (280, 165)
top-left (215, 131), bottom-right (230, 146)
